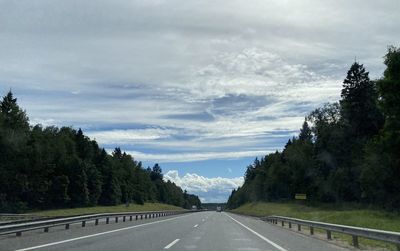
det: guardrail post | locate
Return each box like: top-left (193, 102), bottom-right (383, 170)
top-left (106, 217), bottom-right (109, 224)
top-left (145, 214), bottom-right (147, 219)
top-left (123, 216), bottom-right (126, 222)
top-left (66, 224), bottom-right (70, 229)
top-left (95, 219), bottom-right (99, 225)
top-left (327, 230), bottom-right (332, 240)
top-left (82, 221), bottom-right (86, 227)
top-left (352, 235), bottom-right (359, 248)
top-left (130, 216), bottom-right (132, 221)
top-left (289, 222), bottom-right (292, 228)
top-left (136, 215), bottom-right (138, 220)
top-left (115, 217), bottom-right (118, 223)
top-left (16, 231), bottom-right (22, 237)
top-left (44, 227), bottom-right (49, 232)
top-left (141, 215), bottom-right (143, 220)
top-left (298, 224), bottom-right (301, 231)
top-left (281, 221), bottom-right (284, 227)
top-left (310, 226), bottom-right (314, 235)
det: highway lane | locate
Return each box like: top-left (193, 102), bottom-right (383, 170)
top-left (0, 211), bottom-right (348, 251)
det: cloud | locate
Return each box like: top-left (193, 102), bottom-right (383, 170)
top-left (120, 150), bottom-right (273, 163)
top-left (86, 128), bottom-right (176, 143)
top-left (164, 170), bottom-right (244, 202)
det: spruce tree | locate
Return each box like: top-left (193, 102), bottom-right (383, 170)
top-left (340, 62), bottom-right (383, 137)
top-left (0, 91), bottom-right (29, 131)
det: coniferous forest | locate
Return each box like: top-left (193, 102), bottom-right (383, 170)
top-left (0, 95), bottom-right (201, 213)
top-left (227, 46), bottom-right (400, 210)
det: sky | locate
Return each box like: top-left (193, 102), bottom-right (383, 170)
top-left (0, 0), bottom-right (399, 203)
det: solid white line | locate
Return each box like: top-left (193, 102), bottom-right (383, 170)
top-left (194, 224), bottom-right (198, 228)
top-left (164, 239), bottom-right (180, 249)
top-left (15, 214), bottom-right (191, 251)
top-left (224, 213), bottom-right (287, 251)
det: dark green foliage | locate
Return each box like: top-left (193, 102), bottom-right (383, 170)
top-left (228, 47), bottom-right (398, 211)
top-left (0, 93), bottom-right (201, 212)
top-left (50, 175), bottom-right (70, 207)
top-left (361, 46), bottom-right (400, 209)
top-left (0, 91), bottom-right (29, 131)
top-left (340, 62), bottom-right (383, 138)
top-left (150, 163), bottom-right (163, 181)
top-left (86, 163), bottom-right (102, 206)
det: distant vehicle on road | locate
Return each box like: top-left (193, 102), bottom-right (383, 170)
top-left (216, 206), bottom-right (222, 212)
top-left (191, 205), bottom-right (197, 210)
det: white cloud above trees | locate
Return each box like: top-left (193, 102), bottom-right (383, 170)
top-left (164, 170), bottom-right (244, 203)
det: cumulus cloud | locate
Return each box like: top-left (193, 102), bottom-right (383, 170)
top-left (164, 170), bottom-right (244, 202)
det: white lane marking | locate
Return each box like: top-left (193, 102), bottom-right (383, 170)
top-left (15, 214), bottom-right (192, 251)
top-left (194, 224), bottom-right (198, 228)
top-left (224, 213), bottom-right (287, 251)
top-left (164, 239), bottom-right (180, 249)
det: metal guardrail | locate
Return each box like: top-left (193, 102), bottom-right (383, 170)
top-left (263, 215), bottom-right (400, 250)
top-left (0, 210), bottom-right (195, 237)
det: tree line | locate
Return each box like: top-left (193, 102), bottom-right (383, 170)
top-left (227, 46), bottom-right (400, 210)
top-left (0, 95), bottom-right (201, 212)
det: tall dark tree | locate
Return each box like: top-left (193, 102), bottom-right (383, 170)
top-left (340, 62), bottom-right (383, 137)
top-left (150, 163), bottom-right (163, 181)
top-left (299, 120), bottom-right (312, 142)
top-left (0, 91), bottom-right (29, 131)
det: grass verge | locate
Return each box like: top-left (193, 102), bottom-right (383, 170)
top-left (30, 203), bottom-right (184, 217)
top-left (231, 202), bottom-right (400, 250)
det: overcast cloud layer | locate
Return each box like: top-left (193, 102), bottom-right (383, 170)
top-left (1, 0), bottom-right (398, 202)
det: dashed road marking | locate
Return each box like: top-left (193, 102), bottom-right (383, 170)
top-left (164, 239), bottom-right (180, 249)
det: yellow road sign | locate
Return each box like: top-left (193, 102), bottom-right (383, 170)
top-left (295, 193), bottom-right (307, 200)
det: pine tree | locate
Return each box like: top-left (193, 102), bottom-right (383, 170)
top-left (0, 91), bottom-right (29, 131)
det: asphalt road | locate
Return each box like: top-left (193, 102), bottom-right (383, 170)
top-left (0, 211), bottom-right (348, 251)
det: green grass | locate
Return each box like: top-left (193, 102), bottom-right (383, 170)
top-left (30, 203), bottom-right (185, 217)
top-left (232, 202), bottom-right (400, 250)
